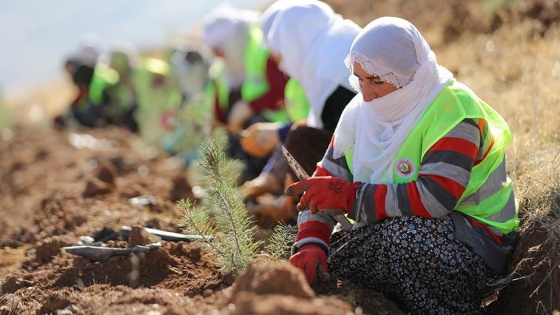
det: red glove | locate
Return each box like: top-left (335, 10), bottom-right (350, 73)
top-left (285, 176), bottom-right (361, 214)
top-left (289, 244), bottom-right (327, 285)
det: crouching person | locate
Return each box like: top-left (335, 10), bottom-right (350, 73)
top-left (286, 17), bottom-right (519, 315)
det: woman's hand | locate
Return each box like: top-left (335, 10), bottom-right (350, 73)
top-left (289, 244), bottom-right (327, 285)
top-left (285, 176), bottom-right (361, 214)
top-left (239, 122), bottom-right (281, 158)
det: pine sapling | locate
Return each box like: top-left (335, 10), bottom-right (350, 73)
top-left (177, 198), bottom-right (214, 244)
top-left (178, 138), bottom-right (262, 274)
top-left (264, 223), bottom-right (298, 261)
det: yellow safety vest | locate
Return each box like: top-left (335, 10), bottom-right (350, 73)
top-left (241, 25), bottom-right (288, 123)
top-left (284, 79), bottom-right (311, 123)
top-left (346, 79), bottom-right (518, 233)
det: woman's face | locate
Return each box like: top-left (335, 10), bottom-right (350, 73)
top-left (353, 62), bottom-right (398, 102)
top-left (270, 53), bottom-right (286, 73)
top-left (211, 47), bottom-right (225, 58)
top-left (270, 52), bottom-right (282, 64)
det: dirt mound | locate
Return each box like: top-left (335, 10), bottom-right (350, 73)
top-left (224, 262), bottom-right (354, 315)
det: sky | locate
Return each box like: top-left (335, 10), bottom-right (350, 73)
top-left (0, 0), bottom-right (272, 98)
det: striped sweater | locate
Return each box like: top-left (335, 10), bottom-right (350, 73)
top-left (304, 117), bottom-right (495, 228)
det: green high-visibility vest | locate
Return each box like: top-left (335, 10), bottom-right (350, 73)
top-left (89, 64), bottom-right (119, 105)
top-left (241, 25), bottom-right (269, 102)
top-left (284, 79), bottom-right (311, 123)
top-left (89, 63), bottom-right (135, 117)
top-left (242, 25), bottom-right (288, 124)
top-left (209, 27), bottom-right (291, 124)
top-left (346, 79), bottom-right (518, 233)
top-left (206, 60), bottom-right (230, 113)
top-left (135, 57), bottom-right (182, 111)
top-left (134, 57), bottom-right (184, 145)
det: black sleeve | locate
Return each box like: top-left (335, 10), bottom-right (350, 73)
top-left (320, 86), bottom-right (356, 132)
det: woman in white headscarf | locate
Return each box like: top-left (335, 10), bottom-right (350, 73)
top-left (243, 0), bottom-right (359, 168)
top-left (262, 0), bottom-right (359, 130)
top-left (201, 4), bottom-right (289, 183)
top-left (237, 0), bottom-right (360, 215)
top-left (201, 4), bottom-right (288, 129)
top-left (202, 5), bottom-right (258, 89)
top-left (286, 17), bottom-right (518, 314)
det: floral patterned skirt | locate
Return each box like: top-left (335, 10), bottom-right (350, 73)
top-left (328, 216), bottom-right (503, 315)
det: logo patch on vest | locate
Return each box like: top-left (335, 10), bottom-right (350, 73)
top-left (395, 158), bottom-right (415, 178)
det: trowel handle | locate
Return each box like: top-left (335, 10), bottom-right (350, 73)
top-left (320, 209), bottom-right (353, 231)
top-left (282, 146), bottom-right (353, 231)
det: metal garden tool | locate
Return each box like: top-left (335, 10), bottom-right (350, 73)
top-left (282, 146), bottom-right (353, 231)
top-left (63, 243), bottom-right (161, 262)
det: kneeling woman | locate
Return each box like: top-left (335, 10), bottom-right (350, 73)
top-left (286, 16), bottom-right (518, 315)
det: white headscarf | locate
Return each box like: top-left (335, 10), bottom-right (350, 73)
top-left (71, 32), bottom-right (101, 66)
top-left (202, 4), bottom-right (259, 88)
top-left (260, 0), bottom-right (360, 128)
top-left (333, 17), bottom-right (454, 183)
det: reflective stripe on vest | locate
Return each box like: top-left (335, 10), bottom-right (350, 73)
top-left (135, 57), bottom-right (182, 111)
top-left (208, 60), bottom-right (229, 111)
top-left (89, 64), bottom-right (119, 104)
top-left (241, 25), bottom-right (269, 102)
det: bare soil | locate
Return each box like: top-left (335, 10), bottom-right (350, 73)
top-left (0, 127), bottom-right (403, 314)
top-left (2, 0), bottom-right (560, 314)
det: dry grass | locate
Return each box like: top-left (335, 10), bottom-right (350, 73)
top-left (436, 14), bottom-right (560, 315)
top-left (442, 23), bottom-right (560, 168)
